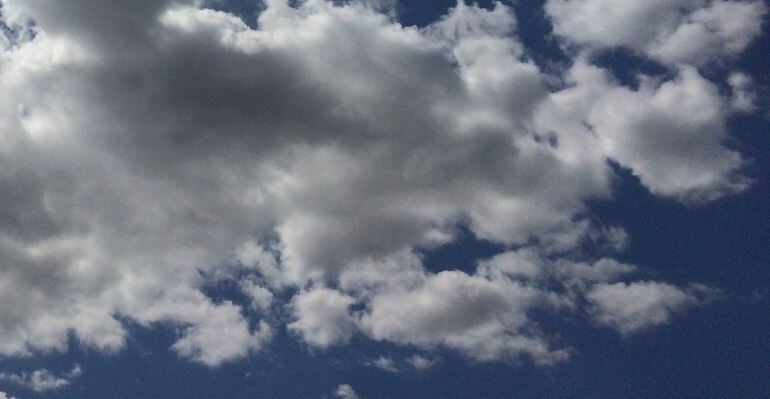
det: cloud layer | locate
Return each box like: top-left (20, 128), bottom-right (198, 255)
top-left (0, 0), bottom-right (763, 370)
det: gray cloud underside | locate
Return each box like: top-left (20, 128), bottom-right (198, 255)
top-left (0, 0), bottom-right (761, 366)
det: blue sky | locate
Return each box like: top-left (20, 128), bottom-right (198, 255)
top-left (0, 0), bottom-right (768, 398)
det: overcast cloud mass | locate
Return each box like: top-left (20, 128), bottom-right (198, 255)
top-left (0, 0), bottom-right (767, 396)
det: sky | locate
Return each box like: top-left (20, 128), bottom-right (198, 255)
top-left (0, 0), bottom-right (768, 398)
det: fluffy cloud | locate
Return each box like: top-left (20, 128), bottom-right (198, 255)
top-left (163, 300), bottom-right (273, 366)
top-left (728, 71), bottom-right (758, 113)
top-left (546, 0), bottom-right (767, 65)
top-left (361, 270), bottom-right (567, 364)
top-left (240, 279), bottom-right (275, 312)
top-left (0, 0), bottom-right (754, 370)
top-left (288, 288), bottom-right (357, 348)
top-left (534, 60), bottom-right (748, 202)
top-left (0, 391), bottom-right (19, 399)
top-left (586, 282), bottom-right (708, 334)
top-left (334, 384), bottom-right (360, 399)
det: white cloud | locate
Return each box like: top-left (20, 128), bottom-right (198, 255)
top-left (728, 71), bottom-right (758, 113)
top-left (240, 279), bottom-right (275, 312)
top-left (546, 0), bottom-right (696, 50)
top-left (288, 288), bottom-right (357, 348)
top-left (169, 310), bottom-right (272, 367)
top-left (334, 384), bottom-right (360, 399)
top-left (478, 249), bottom-right (636, 288)
top-left (135, 289), bottom-right (273, 366)
top-left (535, 60), bottom-right (748, 202)
top-left (365, 356), bottom-right (399, 372)
top-left (406, 355), bottom-right (438, 370)
top-left (0, 0), bottom-right (749, 368)
top-left (647, 1), bottom-right (767, 66)
top-left (360, 270), bottom-right (569, 364)
top-left (546, 0), bottom-right (767, 66)
top-left (0, 391), bottom-right (19, 399)
top-left (0, 365), bottom-right (81, 392)
top-left (586, 282), bottom-right (705, 334)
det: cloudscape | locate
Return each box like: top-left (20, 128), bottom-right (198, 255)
top-left (0, 0), bottom-right (768, 398)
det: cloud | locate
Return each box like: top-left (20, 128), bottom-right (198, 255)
top-left (365, 356), bottom-right (400, 372)
top-left (406, 355), bottom-right (438, 370)
top-left (728, 71), bottom-right (758, 113)
top-left (0, 391), bottom-right (19, 399)
top-left (288, 288), bottom-right (357, 348)
top-left (535, 60), bottom-right (748, 203)
top-left (546, 0), bottom-right (767, 65)
top-left (586, 282), bottom-right (710, 334)
top-left (166, 302), bottom-right (273, 367)
top-left (0, 365), bottom-right (81, 392)
top-left (361, 270), bottom-right (568, 364)
top-left (334, 384), bottom-right (360, 399)
top-left (240, 279), bottom-right (275, 312)
top-left (0, 0), bottom-right (752, 367)
top-left (364, 354), bottom-right (438, 372)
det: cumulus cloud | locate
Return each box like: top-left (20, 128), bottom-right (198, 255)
top-left (166, 302), bottom-right (273, 367)
top-left (0, 391), bottom-right (19, 399)
top-left (0, 0), bottom-right (754, 368)
top-left (534, 60), bottom-right (749, 202)
top-left (334, 384), bottom-right (360, 399)
top-left (288, 288), bottom-right (357, 348)
top-left (728, 71), bottom-right (758, 113)
top-left (240, 279), bottom-right (275, 312)
top-left (546, 0), bottom-right (767, 66)
top-left (0, 365), bottom-right (81, 392)
top-left (586, 282), bottom-right (709, 335)
top-left (361, 270), bottom-right (568, 364)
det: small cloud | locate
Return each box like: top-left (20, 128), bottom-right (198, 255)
top-left (406, 355), bottom-right (438, 370)
top-left (0, 365), bottom-right (81, 392)
top-left (0, 391), bottom-right (20, 399)
top-left (334, 384), bottom-right (360, 399)
top-left (728, 71), bottom-right (758, 113)
top-left (288, 288), bottom-right (356, 349)
top-left (364, 356), bottom-right (399, 373)
top-left (239, 278), bottom-right (275, 312)
top-left (586, 282), bottom-right (709, 335)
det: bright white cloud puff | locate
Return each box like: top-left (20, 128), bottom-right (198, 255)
top-left (546, 0), bottom-right (766, 66)
top-left (0, 0), bottom-right (762, 370)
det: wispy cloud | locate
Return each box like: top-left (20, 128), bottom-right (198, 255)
top-left (0, 365), bottom-right (81, 392)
